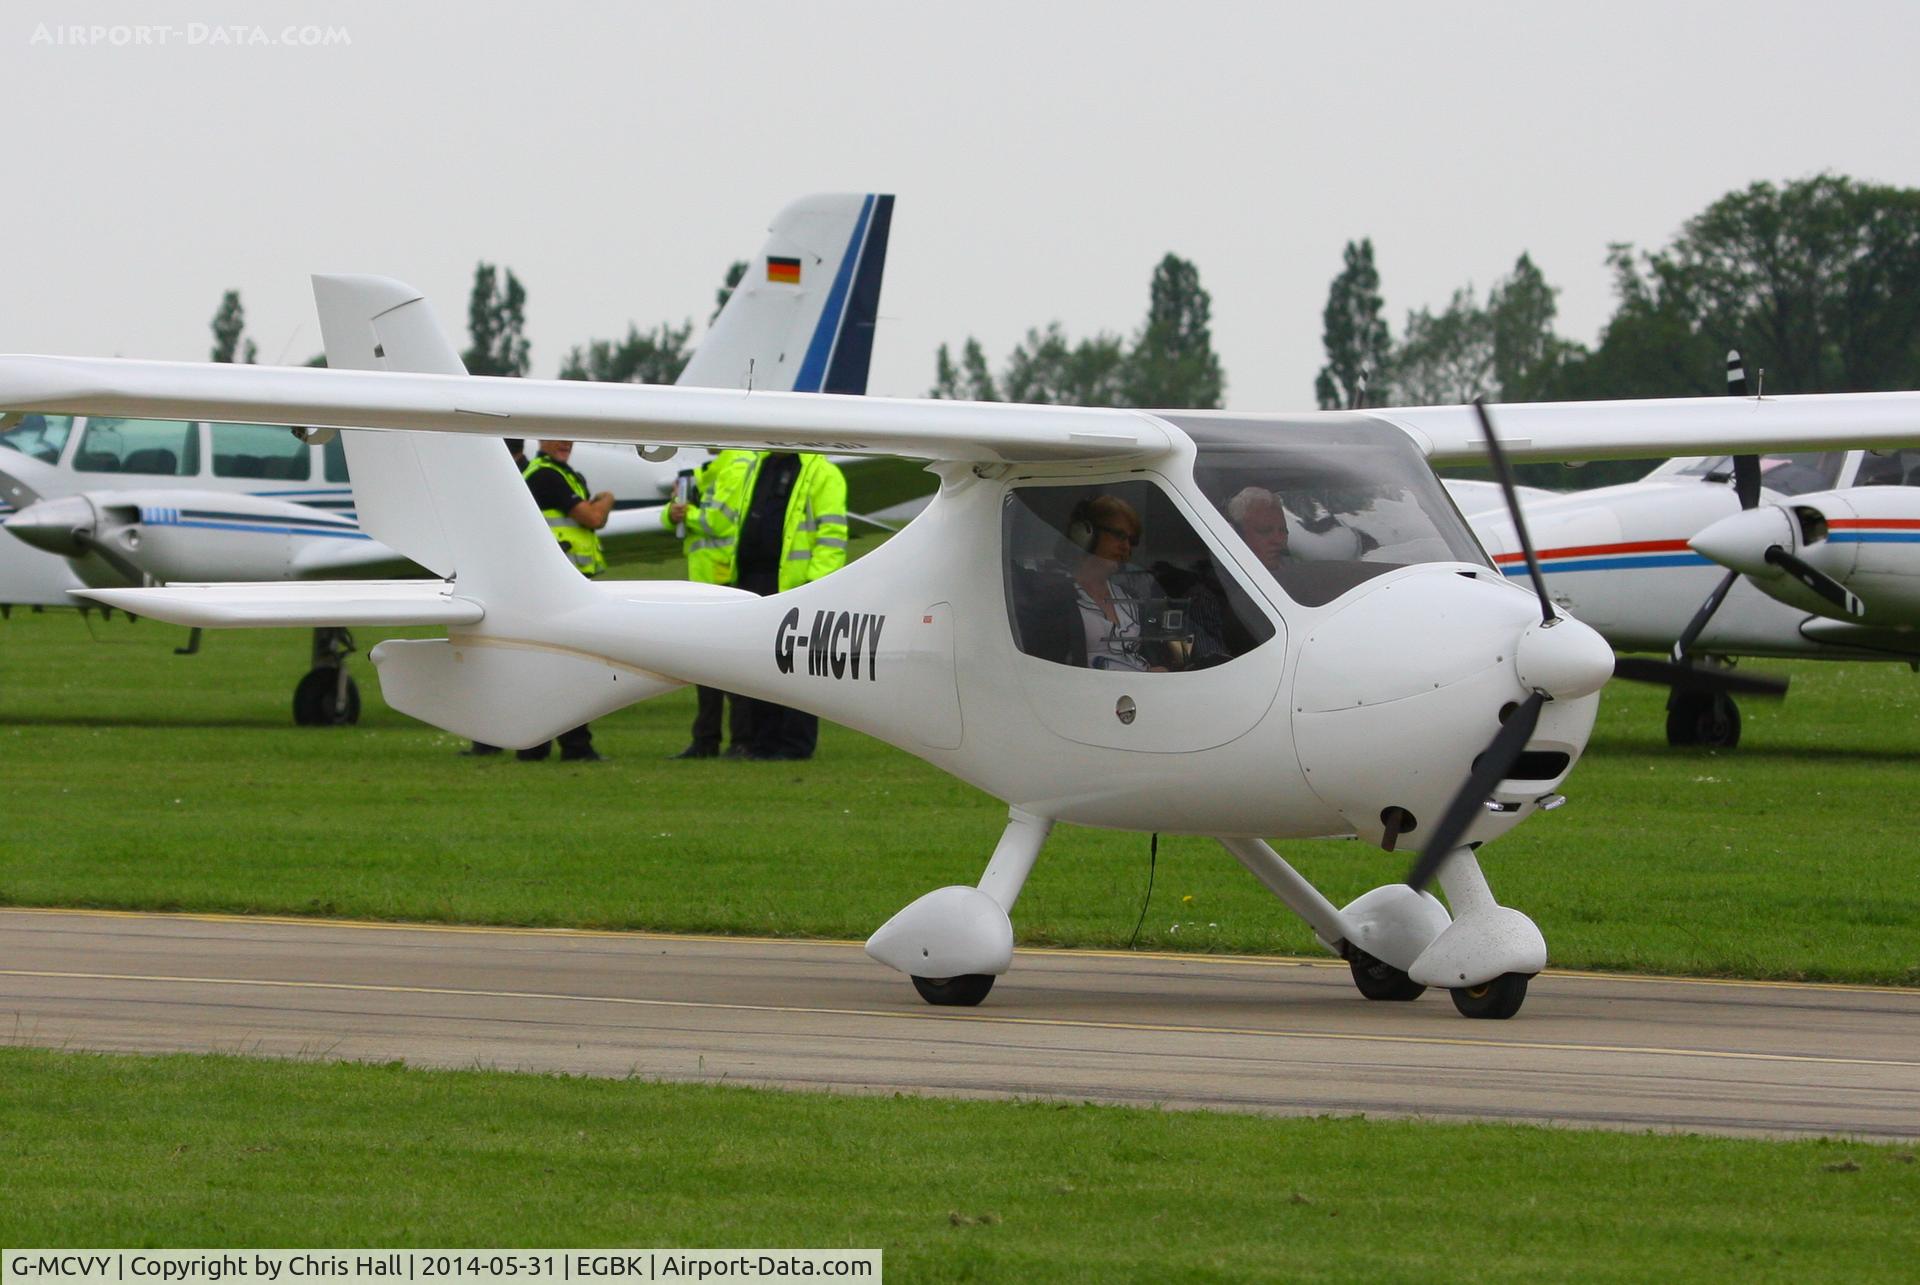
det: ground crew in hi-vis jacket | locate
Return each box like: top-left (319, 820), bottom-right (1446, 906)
top-left (516, 439), bottom-right (612, 760)
top-left (727, 451), bottom-right (850, 759)
top-left (524, 440), bottom-right (612, 578)
top-left (665, 449), bottom-right (755, 759)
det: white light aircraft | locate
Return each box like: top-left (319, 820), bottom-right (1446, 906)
top-left (1467, 354), bottom-right (1920, 747)
top-left (5, 279), bottom-right (1918, 1020)
top-left (0, 192), bottom-right (895, 722)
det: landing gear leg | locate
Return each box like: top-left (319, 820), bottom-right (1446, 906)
top-left (293, 626), bottom-right (361, 726)
top-left (1418, 848), bottom-right (1542, 1020)
top-left (1217, 836), bottom-right (1357, 954)
top-left (867, 808), bottom-right (1053, 1007)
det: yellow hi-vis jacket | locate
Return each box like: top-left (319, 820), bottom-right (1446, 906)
top-left (523, 454), bottom-right (607, 577)
top-left (660, 450), bottom-right (753, 586)
top-left (733, 452), bottom-right (850, 591)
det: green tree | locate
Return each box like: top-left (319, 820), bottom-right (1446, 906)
top-left (1315, 239), bottom-right (1391, 409)
top-left (1577, 176), bottom-right (1920, 396)
top-left (210, 290), bottom-right (257, 364)
top-left (1549, 243), bottom-right (1722, 401)
top-left (1000, 325), bottom-right (1130, 405)
top-left (711, 260), bottom-right (749, 325)
top-left (1125, 254), bottom-right (1225, 408)
top-left (1390, 287), bottom-right (1494, 405)
top-left (1488, 252), bottom-right (1576, 402)
top-left (558, 321), bottom-right (694, 384)
top-left (930, 254), bottom-right (1224, 407)
top-left (930, 338), bottom-right (1000, 401)
top-left (462, 263), bottom-right (530, 377)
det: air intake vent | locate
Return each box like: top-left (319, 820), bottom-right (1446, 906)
top-left (1505, 750), bottom-right (1571, 782)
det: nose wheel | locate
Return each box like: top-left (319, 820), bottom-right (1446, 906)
top-left (1449, 972), bottom-right (1530, 1019)
top-left (911, 974), bottom-right (995, 1007)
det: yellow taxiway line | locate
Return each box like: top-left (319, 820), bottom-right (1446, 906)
top-left (6, 965), bottom-right (1918, 1071)
top-left (6, 904), bottom-right (1916, 998)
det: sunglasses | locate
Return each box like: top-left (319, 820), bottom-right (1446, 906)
top-left (1095, 524), bottom-right (1140, 546)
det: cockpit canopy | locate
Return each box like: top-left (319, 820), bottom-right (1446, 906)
top-left (1169, 414), bottom-right (1490, 607)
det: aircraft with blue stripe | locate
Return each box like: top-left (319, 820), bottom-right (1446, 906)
top-left (0, 192), bottom-right (894, 723)
top-left (1459, 355), bottom-right (1920, 750)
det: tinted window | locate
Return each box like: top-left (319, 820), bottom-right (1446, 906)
top-left (1171, 414), bottom-right (1488, 608)
top-left (1002, 480), bottom-right (1275, 673)
top-left (1856, 449), bottom-right (1920, 487)
top-left (211, 422), bottom-right (312, 480)
top-left (74, 418), bottom-right (200, 475)
top-left (0, 413), bottom-right (73, 464)
top-left (323, 434), bottom-right (351, 483)
top-left (1678, 452), bottom-right (1847, 496)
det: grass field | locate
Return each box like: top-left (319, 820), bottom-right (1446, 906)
top-left (3, 1047), bottom-right (1916, 1279)
top-left (4, 522), bottom-right (1918, 1271)
top-left (4, 592), bottom-right (1918, 983)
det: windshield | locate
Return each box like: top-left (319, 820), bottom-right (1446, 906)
top-left (1167, 414), bottom-right (1489, 608)
top-left (1675, 452), bottom-right (1846, 496)
top-left (0, 413), bottom-right (73, 464)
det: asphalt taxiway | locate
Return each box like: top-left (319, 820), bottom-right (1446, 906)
top-left (3, 908), bottom-right (1915, 1139)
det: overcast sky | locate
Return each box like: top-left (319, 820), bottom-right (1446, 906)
top-left (4, 1), bottom-right (1918, 410)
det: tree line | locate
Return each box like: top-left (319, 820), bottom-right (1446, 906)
top-left (1319, 175), bottom-right (1920, 411)
top-left (206, 174), bottom-right (1920, 452)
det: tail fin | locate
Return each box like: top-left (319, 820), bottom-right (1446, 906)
top-left (676, 193), bottom-right (894, 395)
top-left (311, 274), bottom-right (587, 614)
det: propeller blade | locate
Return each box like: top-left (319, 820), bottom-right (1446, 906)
top-left (1612, 656), bottom-right (1789, 697)
top-left (1671, 569), bottom-right (1739, 662)
top-left (71, 530), bottom-right (151, 587)
top-left (1726, 349), bottom-right (1747, 398)
top-left (1764, 546), bottom-right (1865, 618)
top-left (1733, 453), bottom-right (1761, 511)
top-left (1405, 691), bottom-right (1546, 893)
top-left (1473, 399), bottom-right (1553, 626)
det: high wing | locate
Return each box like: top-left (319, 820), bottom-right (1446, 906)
top-left (0, 353), bottom-right (1174, 465)
top-left (7, 354), bottom-right (1920, 468)
top-left (1376, 394), bottom-right (1920, 464)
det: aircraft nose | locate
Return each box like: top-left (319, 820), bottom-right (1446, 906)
top-left (2, 494), bottom-right (95, 557)
top-left (1690, 506), bottom-right (1793, 576)
top-left (1513, 614), bottom-right (1615, 700)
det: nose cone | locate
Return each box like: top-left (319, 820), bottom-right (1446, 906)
top-left (1291, 568), bottom-right (1599, 849)
top-left (3, 495), bottom-right (95, 557)
top-left (1690, 506), bottom-right (1793, 577)
top-left (1514, 615), bottom-right (1615, 700)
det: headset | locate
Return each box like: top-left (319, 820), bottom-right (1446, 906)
top-left (1064, 499), bottom-right (1099, 553)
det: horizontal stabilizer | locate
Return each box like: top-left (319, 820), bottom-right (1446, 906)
top-left (73, 580), bottom-right (482, 628)
top-left (370, 638), bottom-right (680, 749)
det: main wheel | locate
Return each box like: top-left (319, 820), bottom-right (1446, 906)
top-left (1666, 691), bottom-right (1739, 748)
top-left (1347, 950), bottom-right (1426, 1001)
top-left (1450, 972), bottom-right (1530, 1019)
top-left (911, 974), bottom-right (995, 1007)
top-left (293, 668), bottom-right (361, 726)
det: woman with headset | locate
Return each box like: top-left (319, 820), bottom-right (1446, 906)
top-left (1067, 494), bottom-right (1168, 672)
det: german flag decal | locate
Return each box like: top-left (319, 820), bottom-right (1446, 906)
top-left (767, 256), bottom-right (802, 285)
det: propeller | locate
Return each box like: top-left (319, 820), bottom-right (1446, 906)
top-left (1607, 351), bottom-right (1789, 699)
top-left (71, 526), bottom-right (152, 587)
top-left (1764, 543), bottom-right (1865, 617)
top-left (3, 494), bottom-right (151, 586)
top-left (1404, 691), bottom-right (1546, 892)
top-left (1404, 400), bottom-right (1556, 892)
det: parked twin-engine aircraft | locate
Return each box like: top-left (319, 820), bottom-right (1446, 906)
top-left (1468, 355), bottom-right (1920, 747)
top-left (5, 275), bottom-right (1917, 1020)
top-left (0, 191), bottom-right (894, 722)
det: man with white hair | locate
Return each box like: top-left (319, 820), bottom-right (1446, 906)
top-left (1225, 485), bottom-right (1290, 572)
